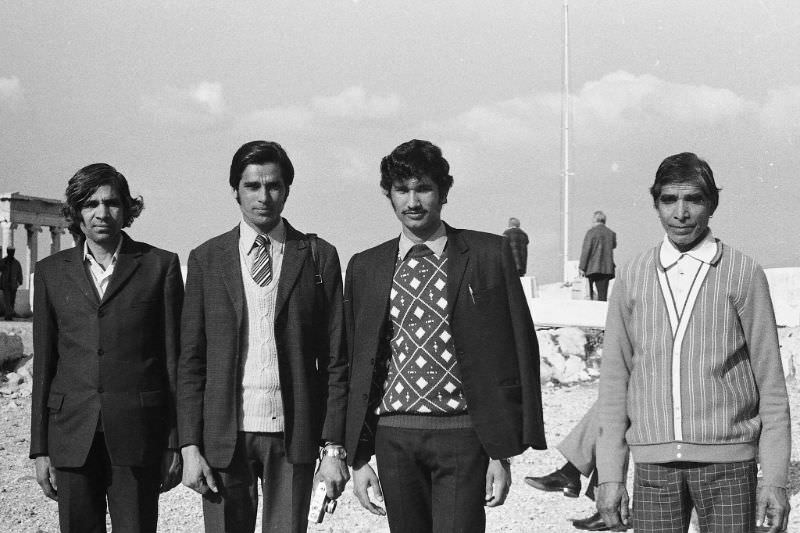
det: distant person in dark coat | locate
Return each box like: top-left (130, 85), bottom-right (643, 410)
top-left (1, 247), bottom-right (23, 319)
top-left (578, 211), bottom-right (616, 301)
top-left (502, 217), bottom-right (529, 276)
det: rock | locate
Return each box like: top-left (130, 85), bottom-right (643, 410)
top-left (15, 356), bottom-right (33, 381)
top-left (5, 371), bottom-right (23, 385)
top-left (778, 326), bottom-right (800, 381)
top-left (0, 332), bottom-right (24, 366)
top-left (558, 355), bottom-right (586, 384)
top-left (539, 361), bottom-right (554, 383)
top-left (553, 327), bottom-right (588, 359)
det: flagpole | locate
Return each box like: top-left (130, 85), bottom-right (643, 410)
top-left (561, 0), bottom-right (571, 281)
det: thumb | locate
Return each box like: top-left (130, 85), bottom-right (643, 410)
top-left (371, 476), bottom-right (384, 502)
top-left (203, 463), bottom-right (218, 493)
top-left (485, 473), bottom-right (494, 501)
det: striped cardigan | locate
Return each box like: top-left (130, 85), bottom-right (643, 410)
top-left (597, 240), bottom-right (791, 487)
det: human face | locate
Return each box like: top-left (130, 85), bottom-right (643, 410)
top-left (234, 163), bottom-right (289, 234)
top-left (390, 175), bottom-right (445, 242)
top-left (655, 182), bottom-right (714, 252)
top-left (79, 185), bottom-right (125, 247)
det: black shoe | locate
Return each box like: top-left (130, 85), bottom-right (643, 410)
top-left (524, 469), bottom-right (581, 498)
top-left (571, 511), bottom-right (630, 531)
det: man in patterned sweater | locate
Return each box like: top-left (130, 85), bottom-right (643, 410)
top-left (596, 153), bottom-right (791, 532)
top-left (344, 139), bottom-right (546, 532)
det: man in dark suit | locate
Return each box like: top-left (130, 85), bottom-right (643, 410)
top-left (578, 211), bottom-right (616, 301)
top-left (0, 246), bottom-right (23, 319)
top-left (30, 163), bottom-right (183, 533)
top-left (502, 217), bottom-right (529, 276)
top-left (344, 139), bottom-right (546, 532)
top-left (177, 140), bottom-right (349, 533)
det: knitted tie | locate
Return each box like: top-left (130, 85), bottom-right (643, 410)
top-left (251, 235), bottom-right (272, 286)
top-left (408, 243), bottom-right (433, 259)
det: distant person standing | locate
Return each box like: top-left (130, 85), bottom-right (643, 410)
top-left (578, 211), bottom-right (616, 301)
top-left (503, 217), bottom-right (529, 276)
top-left (0, 247), bottom-right (23, 319)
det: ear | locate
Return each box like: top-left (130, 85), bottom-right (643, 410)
top-left (232, 187), bottom-right (240, 204)
top-left (284, 185), bottom-right (290, 202)
top-left (440, 192), bottom-right (448, 205)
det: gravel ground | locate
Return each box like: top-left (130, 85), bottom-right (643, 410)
top-left (2, 380), bottom-right (798, 532)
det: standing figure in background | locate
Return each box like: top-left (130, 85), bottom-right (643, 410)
top-left (578, 211), bottom-right (616, 301)
top-left (1, 247), bottom-right (23, 319)
top-left (503, 217), bottom-right (529, 276)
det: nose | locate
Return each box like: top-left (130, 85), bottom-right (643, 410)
top-left (674, 200), bottom-right (690, 221)
top-left (95, 202), bottom-right (110, 219)
top-left (407, 191), bottom-right (420, 208)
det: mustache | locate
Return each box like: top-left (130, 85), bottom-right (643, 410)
top-left (403, 208), bottom-right (426, 214)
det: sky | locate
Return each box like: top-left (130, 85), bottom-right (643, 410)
top-left (2, 1), bottom-right (800, 283)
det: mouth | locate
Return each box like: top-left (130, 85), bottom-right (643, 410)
top-left (404, 211), bottom-right (426, 219)
top-left (669, 226), bottom-right (695, 234)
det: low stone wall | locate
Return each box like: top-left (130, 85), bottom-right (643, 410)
top-left (538, 325), bottom-right (800, 385)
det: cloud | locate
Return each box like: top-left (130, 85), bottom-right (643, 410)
top-left (0, 76), bottom-right (23, 109)
top-left (431, 71), bottom-right (752, 150)
top-left (238, 105), bottom-right (314, 134)
top-left (237, 86), bottom-right (401, 133)
top-left (574, 71), bottom-right (748, 129)
top-left (759, 86), bottom-right (800, 145)
top-left (141, 81), bottom-right (227, 126)
top-left (312, 86), bottom-right (400, 119)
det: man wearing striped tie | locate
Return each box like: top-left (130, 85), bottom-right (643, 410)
top-left (177, 141), bottom-right (349, 532)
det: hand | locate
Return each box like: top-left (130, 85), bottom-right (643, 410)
top-left (181, 445), bottom-right (218, 495)
top-left (579, 269), bottom-right (586, 278)
top-left (485, 459), bottom-right (511, 507)
top-left (315, 454), bottom-right (350, 499)
top-left (596, 482), bottom-right (630, 529)
top-left (35, 456), bottom-right (57, 501)
top-left (756, 485), bottom-right (790, 532)
top-left (159, 449), bottom-right (182, 493)
top-left (352, 460), bottom-right (385, 516)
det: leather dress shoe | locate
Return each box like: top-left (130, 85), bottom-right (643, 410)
top-left (571, 511), bottom-right (630, 531)
top-left (524, 469), bottom-right (581, 498)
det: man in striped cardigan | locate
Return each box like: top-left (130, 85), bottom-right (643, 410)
top-left (596, 153), bottom-right (791, 532)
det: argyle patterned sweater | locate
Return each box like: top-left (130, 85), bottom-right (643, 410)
top-left (376, 245), bottom-right (469, 425)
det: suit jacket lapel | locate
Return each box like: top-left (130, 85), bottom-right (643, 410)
top-left (275, 221), bottom-right (309, 316)
top-left (64, 244), bottom-right (100, 306)
top-left (370, 238), bottom-right (399, 322)
top-left (445, 225), bottom-right (469, 317)
top-left (217, 226), bottom-right (244, 328)
top-left (101, 234), bottom-right (141, 305)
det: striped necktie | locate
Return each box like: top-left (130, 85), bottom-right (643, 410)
top-left (251, 234), bottom-right (272, 286)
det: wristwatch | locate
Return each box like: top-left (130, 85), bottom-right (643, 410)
top-left (320, 445), bottom-right (347, 461)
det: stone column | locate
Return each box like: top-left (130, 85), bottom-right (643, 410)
top-left (25, 224), bottom-right (41, 289)
top-left (49, 226), bottom-right (64, 255)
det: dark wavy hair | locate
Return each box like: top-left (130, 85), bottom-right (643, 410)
top-left (379, 139), bottom-right (454, 200)
top-left (229, 140), bottom-right (295, 190)
top-left (651, 152), bottom-right (721, 212)
top-left (63, 163), bottom-right (144, 236)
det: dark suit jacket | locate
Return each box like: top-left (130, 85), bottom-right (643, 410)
top-left (344, 225), bottom-right (546, 464)
top-left (579, 223), bottom-right (616, 277)
top-left (29, 234), bottom-right (183, 468)
top-left (177, 220), bottom-right (347, 467)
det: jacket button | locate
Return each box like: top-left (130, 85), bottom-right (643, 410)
top-left (98, 310), bottom-right (105, 318)
top-left (362, 394), bottom-right (368, 401)
top-left (369, 358), bottom-right (375, 365)
top-left (97, 387), bottom-right (104, 393)
top-left (97, 349), bottom-right (104, 356)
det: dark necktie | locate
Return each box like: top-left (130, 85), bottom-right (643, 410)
top-left (251, 235), bottom-right (272, 286)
